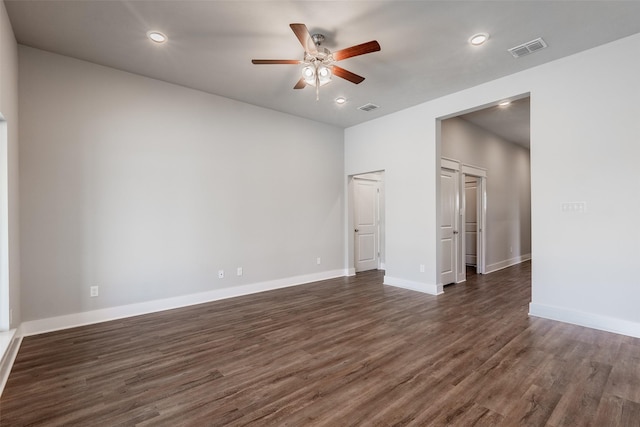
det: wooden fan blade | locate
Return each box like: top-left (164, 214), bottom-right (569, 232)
top-left (290, 23), bottom-right (317, 54)
top-left (252, 59), bottom-right (301, 65)
top-left (294, 78), bottom-right (306, 89)
top-left (332, 40), bottom-right (381, 61)
top-left (332, 66), bottom-right (365, 84)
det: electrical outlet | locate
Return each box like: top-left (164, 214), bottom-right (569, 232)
top-left (420, 264), bottom-right (425, 273)
top-left (218, 270), bottom-right (224, 279)
top-left (237, 267), bottom-right (243, 276)
top-left (316, 257), bottom-right (321, 265)
top-left (90, 286), bottom-right (99, 297)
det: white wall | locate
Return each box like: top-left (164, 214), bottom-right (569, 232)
top-left (19, 46), bottom-right (345, 323)
top-left (0, 1), bottom-right (19, 330)
top-left (441, 117), bottom-right (531, 272)
top-left (345, 108), bottom-right (439, 293)
top-left (346, 33), bottom-right (640, 337)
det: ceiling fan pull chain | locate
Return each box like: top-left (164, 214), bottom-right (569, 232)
top-left (315, 63), bottom-right (320, 101)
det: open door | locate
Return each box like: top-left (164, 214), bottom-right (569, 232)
top-left (353, 176), bottom-right (381, 272)
top-left (440, 160), bottom-right (459, 285)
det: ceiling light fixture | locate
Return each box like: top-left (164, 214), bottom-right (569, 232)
top-left (499, 100), bottom-right (512, 106)
top-left (147, 31), bottom-right (167, 44)
top-left (252, 24), bottom-right (380, 102)
top-left (335, 97), bottom-right (347, 105)
top-left (469, 33), bottom-right (489, 46)
top-left (301, 59), bottom-right (333, 100)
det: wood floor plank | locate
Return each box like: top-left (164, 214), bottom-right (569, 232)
top-left (546, 359), bottom-right (614, 426)
top-left (593, 394), bottom-right (640, 426)
top-left (502, 383), bottom-right (562, 426)
top-left (2, 262), bottom-right (640, 426)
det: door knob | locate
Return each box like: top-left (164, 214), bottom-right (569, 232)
top-left (355, 229), bottom-right (359, 232)
top-left (453, 231), bottom-right (459, 234)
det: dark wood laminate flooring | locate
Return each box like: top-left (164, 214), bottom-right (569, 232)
top-left (2, 261), bottom-right (640, 426)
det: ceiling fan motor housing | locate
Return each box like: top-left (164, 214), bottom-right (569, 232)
top-left (311, 33), bottom-right (325, 46)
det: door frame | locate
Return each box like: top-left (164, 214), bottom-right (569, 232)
top-left (440, 158), bottom-right (487, 284)
top-left (461, 164), bottom-right (487, 275)
top-left (0, 115), bottom-right (9, 330)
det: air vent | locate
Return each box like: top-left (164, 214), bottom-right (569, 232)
top-left (508, 37), bottom-right (547, 58)
top-left (358, 103), bottom-right (379, 112)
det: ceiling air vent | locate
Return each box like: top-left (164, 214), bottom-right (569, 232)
top-left (358, 103), bottom-right (380, 112)
top-left (508, 37), bottom-right (547, 58)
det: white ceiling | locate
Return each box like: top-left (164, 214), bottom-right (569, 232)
top-left (458, 97), bottom-right (531, 148)
top-left (5, 1), bottom-right (640, 129)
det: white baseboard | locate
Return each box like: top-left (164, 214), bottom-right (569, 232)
top-left (346, 268), bottom-right (356, 277)
top-left (0, 329), bottom-right (22, 397)
top-left (383, 276), bottom-right (443, 295)
top-left (0, 330), bottom-right (14, 361)
top-left (529, 302), bottom-right (640, 339)
top-left (486, 253), bottom-right (531, 274)
top-left (21, 269), bottom-right (347, 337)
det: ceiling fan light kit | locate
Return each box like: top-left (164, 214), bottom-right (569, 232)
top-left (252, 23), bottom-right (380, 101)
top-left (302, 63), bottom-right (332, 87)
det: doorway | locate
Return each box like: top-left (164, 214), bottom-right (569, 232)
top-left (438, 94), bottom-right (531, 287)
top-left (440, 159), bottom-right (487, 285)
top-left (351, 171), bottom-right (385, 273)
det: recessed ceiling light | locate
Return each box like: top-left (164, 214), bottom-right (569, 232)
top-left (335, 97), bottom-right (347, 105)
top-left (469, 33), bottom-right (489, 46)
top-left (499, 100), bottom-right (512, 106)
top-left (147, 31), bottom-right (167, 44)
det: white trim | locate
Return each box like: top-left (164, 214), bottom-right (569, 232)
top-left (0, 329), bottom-right (15, 362)
top-left (461, 164), bottom-right (487, 177)
top-left (479, 177), bottom-right (487, 274)
top-left (440, 157), bottom-right (460, 171)
top-left (346, 267), bottom-right (356, 276)
top-left (529, 303), bottom-right (640, 339)
top-left (0, 118), bottom-right (9, 330)
top-left (20, 269), bottom-right (346, 337)
top-left (352, 173), bottom-right (383, 182)
top-left (0, 329), bottom-right (21, 397)
top-left (383, 275), bottom-right (443, 295)
top-left (485, 253), bottom-right (531, 274)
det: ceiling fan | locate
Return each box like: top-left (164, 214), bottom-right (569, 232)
top-left (252, 23), bottom-right (381, 100)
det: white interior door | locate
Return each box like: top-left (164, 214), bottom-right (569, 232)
top-left (465, 178), bottom-right (478, 266)
top-left (354, 178), bottom-right (379, 272)
top-left (440, 168), bottom-right (458, 285)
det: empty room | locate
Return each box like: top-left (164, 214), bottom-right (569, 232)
top-left (1, 1), bottom-right (640, 425)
